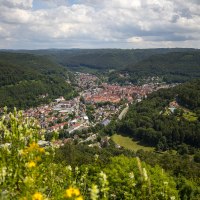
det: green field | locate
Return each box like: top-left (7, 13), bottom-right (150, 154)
top-left (163, 107), bottom-right (198, 122)
top-left (111, 134), bottom-right (154, 152)
top-left (183, 111), bottom-right (198, 122)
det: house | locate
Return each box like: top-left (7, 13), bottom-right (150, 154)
top-left (66, 123), bottom-right (82, 134)
top-left (169, 107), bottom-right (176, 113)
top-left (38, 140), bottom-right (51, 147)
top-left (169, 101), bottom-right (179, 108)
top-left (101, 119), bottom-right (111, 126)
top-left (48, 122), bottom-right (68, 132)
top-left (83, 115), bottom-right (89, 120)
top-left (55, 96), bottom-right (65, 103)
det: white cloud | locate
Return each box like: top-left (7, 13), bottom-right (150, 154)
top-left (127, 37), bottom-right (143, 43)
top-left (0, 0), bottom-right (199, 49)
top-left (0, 25), bottom-right (10, 38)
top-left (0, 0), bottom-right (33, 9)
top-left (0, 7), bottom-right (31, 24)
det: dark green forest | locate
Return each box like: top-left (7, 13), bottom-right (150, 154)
top-left (0, 52), bottom-right (76, 109)
top-left (8, 48), bottom-right (200, 83)
top-left (3, 48), bottom-right (199, 71)
top-left (126, 51), bottom-right (200, 83)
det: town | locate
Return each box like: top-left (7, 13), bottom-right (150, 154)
top-left (23, 72), bottom-right (176, 147)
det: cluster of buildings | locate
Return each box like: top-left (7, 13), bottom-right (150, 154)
top-left (83, 83), bottom-right (154, 104)
top-left (53, 97), bottom-right (77, 114)
top-left (91, 104), bottom-right (121, 124)
top-left (23, 96), bottom-right (89, 134)
top-left (75, 72), bottom-right (99, 89)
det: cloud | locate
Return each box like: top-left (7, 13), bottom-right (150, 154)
top-left (1, 0), bottom-right (33, 9)
top-left (127, 37), bottom-right (143, 43)
top-left (0, 0), bottom-right (199, 49)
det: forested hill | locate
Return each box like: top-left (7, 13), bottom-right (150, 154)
top-left (7, 48), bottom-right (200, 83)
top-left (125, 51), bottom-right (200, 83)
top-left (0, 52), bottom-right (75, 109)
top-left (109, 79), bottom-right (200, 151)
top-left (4, 48), bottom-right (199, 72)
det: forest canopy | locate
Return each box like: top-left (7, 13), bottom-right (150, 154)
top-left (0, 52), bottom-right (76, 109)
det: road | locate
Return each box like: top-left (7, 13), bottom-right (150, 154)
top-left (118, 105), bottom-right (129, 120)
top-left (76, 91), bottom-right (84, 116)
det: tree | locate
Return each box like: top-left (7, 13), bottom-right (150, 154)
top-left (178, 144), bottom-right (189, 155)
top-left (194, 151), bottom-right (200, 163)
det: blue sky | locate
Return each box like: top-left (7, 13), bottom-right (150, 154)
top-left (0, 0), bottom-right (200, 49)
top-left (33, 0), bottom-right (49, 10)
top-left (32, 0), bottom-right (74, 9)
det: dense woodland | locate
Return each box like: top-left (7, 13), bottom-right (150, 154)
top-left (107, 51), bottom-right (200, 84)
top-left (0, 52), bottom-right (76, 109)
top-left (34, 49), bottom-right (200, 83)
top-left (2, 49), bottom-right (200, 84)
top-left (126, 51), bottom-right (200, 83)
top-left (13, 48), bottom-right (198, 69)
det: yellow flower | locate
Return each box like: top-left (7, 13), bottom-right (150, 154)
top-left (32, 192), bottom-right (43, 200)
top-left (27, 161), bottom-right (36, 168)
top-left (65, 187), bottom-right (81, 198)
top-left (73, 188), bottom-right (80, 196)
top-left (29, 142), bottom-right (39, 150)
top-left (23, 142), bottom-right (40, 155)
top-left (39, 147), bottom-right (45, 153)
top-left (75, 196), bottom-right (83, 200)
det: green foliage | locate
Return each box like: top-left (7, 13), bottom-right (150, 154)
top-left (86, 105), bottom-right (95, 122)
top-left (136, 150), bottom-right (200, 199)
top-left (194, 151), bottom-right (200, 163)
top-left (0, 110), bottom-right (182, 199)
top-left (177, 80), bottom-right (200, 110)
top-left (103, 155), bottom-right (179, 200)
top-left (0, 52), bottom-right (75, 109)
top-left (8, 49), bottom-right (200, 81)
top-left (28, 49), bottom-right (189, 71)
top-left (126, 51), bottom-right (200, 83)
top-left (182, 112), bottom-right (198, 122)
top-left (56, 142), bottom-right (200, 199)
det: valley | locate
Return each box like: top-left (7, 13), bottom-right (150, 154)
top-left (1, 49), bottom-right (200, 200)
top-left (1, 0), bottom-right (200, 198)
top-left (21, 71), bottom-right (174, 149)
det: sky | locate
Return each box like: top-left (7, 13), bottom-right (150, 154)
top-left (0, 0), bottom-right (200, 49)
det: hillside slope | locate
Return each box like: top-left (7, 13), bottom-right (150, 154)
top-left (5, 48), bottom-right (199, 71)
top-left (14, 48), bottom-right (200, 83)
top-left (0, 52), bottom-right (75, 109)
top-left (125, 51), bottom-right (200, 83)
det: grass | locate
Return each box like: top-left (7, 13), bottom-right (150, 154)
top-left (163, 109), bottom-right (171, 116)
top-left (111, 134), bottom-right (154, 152)
top-left (163, 107), bottom-right (198, 122)
top-left (183, 111), bottom-right (198, 122)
